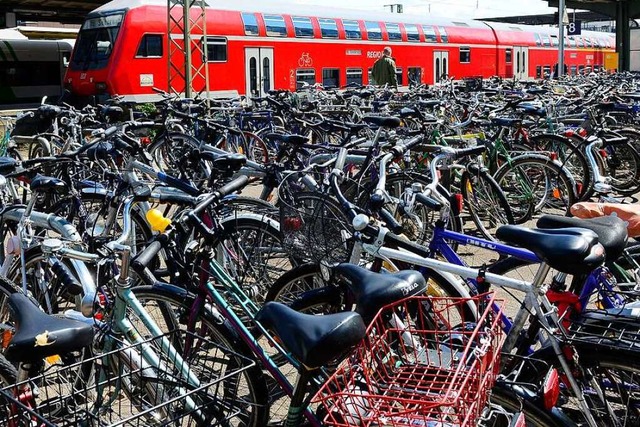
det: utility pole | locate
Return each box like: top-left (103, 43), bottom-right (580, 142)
top-left (558, 0), bottom-right (566, 78)
top-left (167, 0), bottom-right (210, 100)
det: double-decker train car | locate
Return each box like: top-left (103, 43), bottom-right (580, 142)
top-left (64, 0), bottom-right (616, 102)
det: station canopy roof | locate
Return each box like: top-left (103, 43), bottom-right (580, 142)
top-left (1, 1), bottom-right (107, 25)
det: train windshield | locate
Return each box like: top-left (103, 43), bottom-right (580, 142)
top-left (70, 12), bottom-right (124, 71)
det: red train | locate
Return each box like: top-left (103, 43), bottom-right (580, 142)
top-left (65, 0), bottom-right (616, 102)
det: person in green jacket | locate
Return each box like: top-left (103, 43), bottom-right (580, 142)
top-left (371, 46), bottom-right (398, 88)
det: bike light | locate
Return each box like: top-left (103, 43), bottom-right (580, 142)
top-left (578, 128), bottom-right (588, 137)
top-left (453, 193), bottom-right (464, 215)
top-left (552, 187), bottom-right (561, 199)
top-left (564, 129), bottom-right (575, 137)
top-left (283, 216), bottom-right (302, 232)
top-left (549, 152), bottom-right (558, 161)
top-left (599, 149), bottom-right (608, 158)
top-left (543, 368), bottom-right (560, 410)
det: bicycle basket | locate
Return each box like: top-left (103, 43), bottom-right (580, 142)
top-left (313, 294), bottom-right (505, 427)
top-left (278, 172), bottom-right (353, 263)
top-left (0, 329), bottom-right (256, 427)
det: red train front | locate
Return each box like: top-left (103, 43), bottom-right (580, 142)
top-left (64, 0), bottom-right (617, 103)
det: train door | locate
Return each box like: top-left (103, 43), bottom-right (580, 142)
top-left (433, 51), bottom-right (449, 83)
top-left (513, 47), bottom-right (529, 80)
top-left (244, 48), bottom-right (274, 98)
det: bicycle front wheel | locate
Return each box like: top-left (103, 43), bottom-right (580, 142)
top-left (130, 286), bottom-right (269, 427)
top-left (493, 154), bottom-right (576, 225)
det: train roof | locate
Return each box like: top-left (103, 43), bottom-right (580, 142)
top-left (0, 28), bottom-right (27, 40)
top-left (93, 0), bottom-right (490, 29)
top-left (485, 21), bottom-right (614, 38)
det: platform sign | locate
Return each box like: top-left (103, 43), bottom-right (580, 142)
top-left (567, 20), bottom-right (581, 36)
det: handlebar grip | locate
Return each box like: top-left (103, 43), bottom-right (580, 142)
top-left (132, 240), bottom-right (163, 273)
top-left (192, 175), bottom-right (249, 216)
top-left (603, 136), bottom-right (628, 146)
top-left (391, 135), bottom-right (423, 157)
top-left (379, 207), bottom-right (404, 235)
top-left (50, 260), bottom-right (83, 296)
top-left (454, 145), bottom-right (486, 159)
top-left (415, 193), bottom-right (443, 211)
top-left (104, 126), bottom-right (118, 138)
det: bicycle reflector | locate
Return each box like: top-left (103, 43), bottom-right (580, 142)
top-left (542, 368), bottom-right (560, 410)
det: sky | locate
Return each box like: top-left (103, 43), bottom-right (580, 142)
top-left (291, 0), bottom-right (560, 20)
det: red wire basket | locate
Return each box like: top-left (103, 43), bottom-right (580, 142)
top-left (313, 294), bottom-right (505, 427)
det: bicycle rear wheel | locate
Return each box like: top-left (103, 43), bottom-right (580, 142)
top-left (460, 165), bottom-right (514, 241)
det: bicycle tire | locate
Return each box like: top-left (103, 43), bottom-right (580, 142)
top-left (603, 141), bottom-right (640, 196)
top-left (266, 263), bottom-right (476, 321)
top-left (493, 154), bottom-right (577, 224)
top-left (486, 385), bottom-right (564, 427)
top-left (217, 215), bottom-right (293, 303)
top-left (130, 286), bottom-right (270, 427)
top-left (460, 165), bottom-right (514, 241)
top-left (530, 346), bottom-right (640, 426)
top-left (527, 133), bottom-right (591, 201)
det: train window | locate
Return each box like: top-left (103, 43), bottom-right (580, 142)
top-left (423, 25), bottom-right (437, 43)
top-left (319, 18), bottom-right (338, 38)
top-left (405, 24), bottom-right (419, 42)
top-left (438, 27), bottom-right (448, 43)
top-left (292, 17), bottom-right (314, 38)
top-left (550, 35), bottom-right (559, 47)
top-left (396, 68), bottom-right (403, 86)
top-left (453, 22), bottom-right (469, 27)
top-left (296, 69), bottom-right (316, 88)
top-left (534, 34), bottom-right (542, 46)
top-left (505, 48), bottom-right (512, 63)
top-left (385, 23), bottom-right (401, 41)
top-left (343, 20), bottom-right (361, 39)
top-left (263, 57), bottom-right (271, 92)
top-left (203, 37), bottom-right (227, 62)
top-left (368, 67), bottom-right (373, 84)
top-left (535, 66), bottom-right (542, 78)
top-left (249, 58), bottom-right (258, 95)
top-left (459, 47), bottom-right (471, 63)
top-left (570, 65), bottom-right (577, 75)
top-left (136, 34), bottom-right (163, 58)
top-left (543, 65), bottom-right (551, 77)
top-left (241, 13), bottom-right (259, 36)
top-left (365, 21), bottom-right (382, 40)
top-left (542, 35), bottom-right (550, 47)
top-left (408, 67), bottom-right (421, 86)
top-left (579, 65), bottom-right (585, 73)
top-left (322, 68), bottom-right (339, 88)
top-left (576, 37), bottom-right (584, 48)
top-left (0, 61), bottom-right (61, 87)
top-left (263, 15), bottom-right (287, 37)
top-left (346, 68), bottom-right (363, 86)
top-left (568, 37), bottom-right (576, 48)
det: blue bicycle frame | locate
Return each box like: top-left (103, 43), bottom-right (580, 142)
top-left (427, 222), bottom-right (625, 331)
